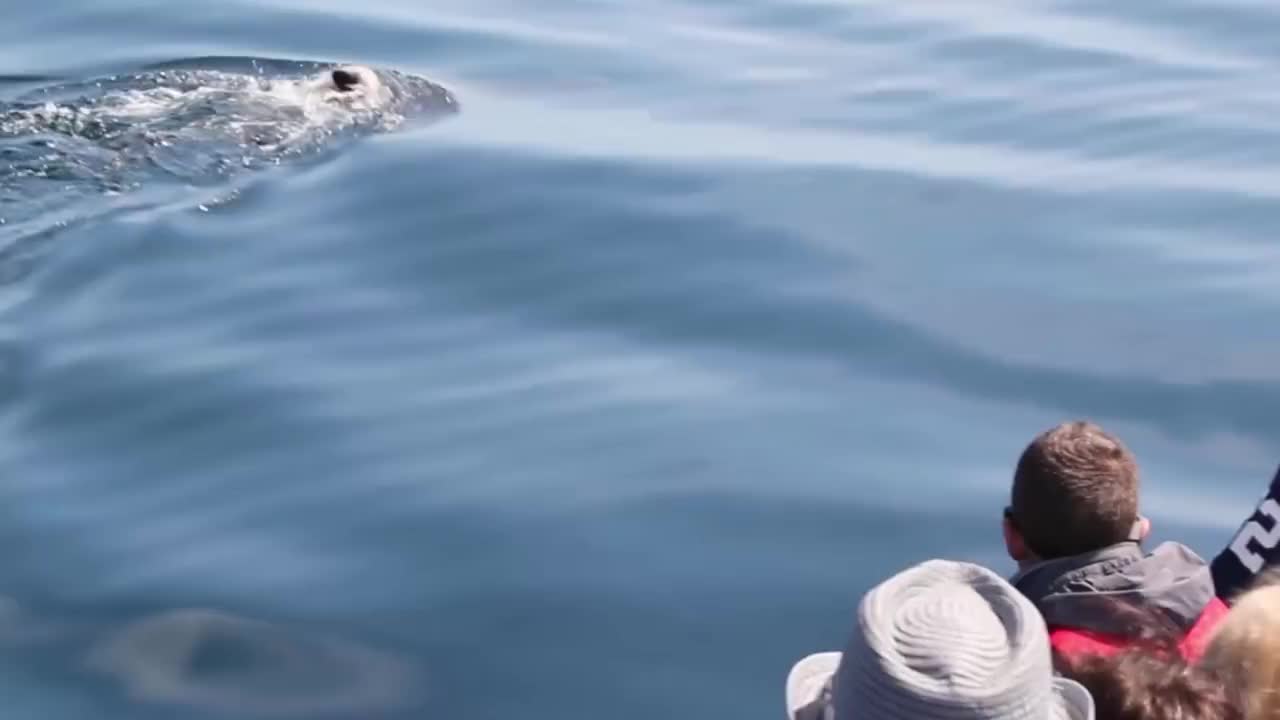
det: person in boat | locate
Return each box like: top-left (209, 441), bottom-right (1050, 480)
top-left (785, 559), bottom-right (1095, 720)
top-left (1050, 596), bottom-right (1242, 720)
top-left (1058, 634), bottom-right (1241, 720)
top-left (1209, 464), bottom-right (1280, 603)
top-left (1199, 571), bottom-right (1280, 720)
top-left (1001, 421), bottom-right (1227, 660)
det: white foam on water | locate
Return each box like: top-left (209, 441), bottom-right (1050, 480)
top-left (79, 68), bottom-right (405, 148)
top-left (0, 60), bottom-right (456, 268)
top-left (3, 63), bottom-right (445, 161)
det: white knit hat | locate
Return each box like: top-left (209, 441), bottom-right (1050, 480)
top-left (785, 559), bottom-right (1095, 720)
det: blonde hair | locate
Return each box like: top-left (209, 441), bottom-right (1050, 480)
top-left (1201, 572), bottom-right (1280, 720)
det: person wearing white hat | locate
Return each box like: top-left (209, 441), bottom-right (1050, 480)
top-left (785, 559), bottom-right (1095, 720)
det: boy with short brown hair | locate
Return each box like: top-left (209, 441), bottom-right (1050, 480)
top-left (1003, 421), bottom-right (1227, 660)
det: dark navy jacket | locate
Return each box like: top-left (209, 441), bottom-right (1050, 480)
top-left (1211, 464), bottom-right (1280, 601)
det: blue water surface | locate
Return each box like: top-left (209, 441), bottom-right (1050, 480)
top-left (2, 1), bottom-right (1279, 718)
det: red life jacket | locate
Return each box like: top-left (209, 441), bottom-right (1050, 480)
top-left (1048, 596), bottom-right (1230, 661)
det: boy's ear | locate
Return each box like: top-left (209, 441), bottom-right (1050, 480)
top-left (1003, 516), bottom-right (1033, 564)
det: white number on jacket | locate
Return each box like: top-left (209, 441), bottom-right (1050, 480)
top-left (1229, 498), bottom-right (1280, 574)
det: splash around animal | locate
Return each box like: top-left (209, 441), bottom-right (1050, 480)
top-left (1, 56), bottom-right (459, 145)
top-left (0, 56), bottom-right (458, 224)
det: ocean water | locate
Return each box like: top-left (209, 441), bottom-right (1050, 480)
top-left (1, 1), bottom-right (1279, 718)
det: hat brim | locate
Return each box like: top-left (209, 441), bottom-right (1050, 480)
top-left (785, 652), bottom-right (840, 720)
top-left (787, 653), bottom-right (1094, 720)
top-left (1051, 677), bottom-right (1095, 720)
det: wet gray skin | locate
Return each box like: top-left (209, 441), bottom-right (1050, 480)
top-left (0, 57), bottom-right (458, 237)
